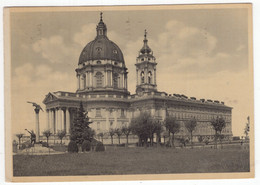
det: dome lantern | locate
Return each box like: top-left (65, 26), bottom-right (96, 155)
top-left (96, 12), bottom-right (107, 37)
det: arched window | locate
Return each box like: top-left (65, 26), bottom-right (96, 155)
top-left (95, 72), bottom-right (103, 87)
top-left (113, 73), bottom-right (119, 88)
top-left (141, 71), bottom-right (145, 84)
top-left (148, 71), bottom-right (152, 84)
top-left (80, 74), bottom-right (86, 89)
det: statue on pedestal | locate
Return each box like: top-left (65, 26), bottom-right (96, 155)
top-left (25, 129), bottom-right (36, 146)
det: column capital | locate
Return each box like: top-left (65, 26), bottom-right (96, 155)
top-left (34, 108), bottom-right (40, 114)
top-left (65, 107), bottom-right (71, 112)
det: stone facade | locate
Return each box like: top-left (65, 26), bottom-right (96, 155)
top-left (43, 14), bottom-right (232, 143)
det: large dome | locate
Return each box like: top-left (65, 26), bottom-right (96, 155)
top-left (78, 36), bottom-right (125, 65)
top-left (78, 14), bottom-right (125, 65)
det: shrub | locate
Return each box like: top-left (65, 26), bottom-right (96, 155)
top-left (51, 145), bottom-right (67, 152)
top-left (68, 141), bottom-right (78, 153)
top-left (233, 136), bottom-right (240, 141)
top-left (117, 143), bottom-right (125, 147)
top-left (28, 143), bottom-right (33, 148)
top-left (82, 140), bottom-right (91, 152)
top-left (42, 142), bottom-right (48, 147)
top-left (95, 142), bottom-right (105, 152)
top-left (21, 143), bottom-right (26, 150)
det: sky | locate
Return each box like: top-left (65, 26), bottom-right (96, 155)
top-left (9, 6), bottom-right (253, 137)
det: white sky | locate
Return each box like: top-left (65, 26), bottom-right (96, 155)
top-left (1, 1), bottom-right (260, 185)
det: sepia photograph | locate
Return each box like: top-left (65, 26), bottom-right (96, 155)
top-left (4, 3), bottom-right (254, 182)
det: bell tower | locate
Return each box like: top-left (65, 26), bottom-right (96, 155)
top-left (135, 30), bottom-right (157, 94)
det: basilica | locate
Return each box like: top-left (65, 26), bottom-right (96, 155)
top-left (43, 14), bottom-right (232, 143)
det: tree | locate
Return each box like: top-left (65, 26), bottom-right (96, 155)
top-left (16, 133), bottom-right (24, 149)
top-left (244, 116), bottom-right (250, 140)
top-left (130, 112), bottom-right (153, 147)
top-left (184, 117), bottom-right (197, 149)
top-left (121, 125), bottom-right (131, 146)
top-left (57, 130), bottom-right (66, 144)
top-left (211, 116), bottom-right (226, 149)
top-left (70, 102), bottom-right (92, 145)
top-left (42, 130), bottom-right (52, 147)
top-left (165, 115), bottom-right (180, 147)
top-left (82, 128), bottom-right (95, 141)
top-left (198, 135), bottom-right (203, 143)
top-left (109, 128), bottom-right (115, 145)
top-left (97, 132), bottom-right (104, 143)
top-left (146, 118), bottom-right (162, 146)
top-left (198, 135), bottom-right (204, 148)
top-left (162, 131), bottom-right (168, 145)
top-left (115, 128), bottom-right (122, 144)
top-left (153, 119), bottom-right (163, 147)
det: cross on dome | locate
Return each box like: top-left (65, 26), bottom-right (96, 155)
top-left (144, 29), bottom-right (147, 39)
top-left (140, 29), bottom-right (152, 54)
top-left (100, 12), bottom-right (103, 21)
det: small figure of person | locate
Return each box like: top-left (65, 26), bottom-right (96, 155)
top-left (25, 129), bottom-right (36, 146)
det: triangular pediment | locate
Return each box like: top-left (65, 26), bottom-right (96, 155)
top-left (42, 92), bottom-right (58, 104)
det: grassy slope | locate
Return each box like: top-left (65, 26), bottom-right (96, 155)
top-left (13, 147), bottom-right (249, 176)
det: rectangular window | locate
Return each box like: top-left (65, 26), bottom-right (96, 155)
top-left (97, 122), bottom-right (100, 131)
top-left (121, 109), bottom-right (125, 117)
top-left (96, 108), bottom-right (101, 117)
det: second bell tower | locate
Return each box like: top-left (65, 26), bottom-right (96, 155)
top-left (135, 30), bottom-right (157, 94)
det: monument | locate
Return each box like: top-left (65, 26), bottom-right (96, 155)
top-left (27, 101), bottom-right (44, 142)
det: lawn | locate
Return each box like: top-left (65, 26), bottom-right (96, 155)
top-left (13, 146), bottom-right (250, 176)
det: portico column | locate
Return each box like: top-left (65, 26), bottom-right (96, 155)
top-left (46, 109), bottom-right (50, 130)
top-left (61, 109), bottom-right (64, 131)
top-left (51, 109), bottom-right (55, 133)
top-left (65, 108), bottom-right (70, 134)
top-left (58, 108), bottom-right (62, 131)
top-left (56, 108), bottom-right (59, 132)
